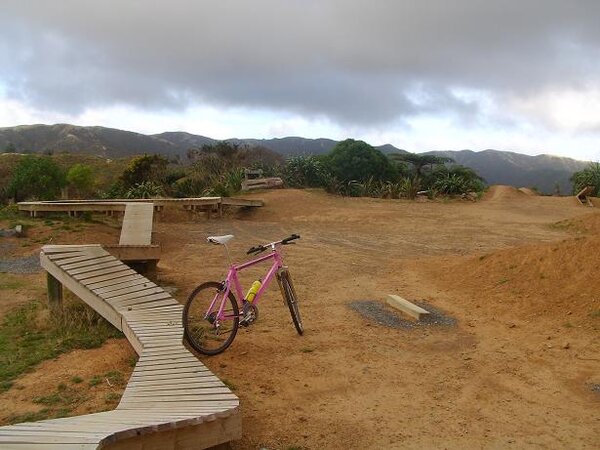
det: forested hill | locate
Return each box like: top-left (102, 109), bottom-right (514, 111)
top-left (0, 123), bottom-right (590, 193)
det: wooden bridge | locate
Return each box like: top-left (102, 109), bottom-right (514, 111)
top-left (0, 245), bottom-right (241, 449)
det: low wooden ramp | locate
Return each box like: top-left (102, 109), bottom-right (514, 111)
top-left (0, 245), bottom-right (240, 449)
top-left (119, 203), bottom-right (154, 246)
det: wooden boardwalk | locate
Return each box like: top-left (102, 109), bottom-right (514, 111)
top-left (0, 245), bottom-right (241, 449)
top-left (18, 197), bottom-right (263, 217)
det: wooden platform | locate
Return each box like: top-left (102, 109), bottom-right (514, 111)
top-left (18, 197), bottom-right (264, 218)
top-left (0, 245), bottom-right (241, 449)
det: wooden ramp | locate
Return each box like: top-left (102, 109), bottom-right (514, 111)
top-left (576, 186), bottom-right (595, 207)
top-left (119, 203), bottom-right (154, 246)
top-left (0, 245), bottom-right (241, 449)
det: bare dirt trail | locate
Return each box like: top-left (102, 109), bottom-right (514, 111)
top-left (1, 189), bottom-right (598, 449)
top-left (155, 189), bottom-right (599, 450)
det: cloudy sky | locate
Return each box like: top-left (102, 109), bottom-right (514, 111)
top-left (1, 0), bottom-right (599, 160)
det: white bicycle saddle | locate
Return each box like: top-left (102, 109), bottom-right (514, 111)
top-left (207, 234), bottom-right (234, 245)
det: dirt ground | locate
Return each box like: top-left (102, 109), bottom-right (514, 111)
top-left (0, 187), bottom-right (599, 449)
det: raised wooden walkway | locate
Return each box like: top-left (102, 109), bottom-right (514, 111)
top-left (0, 245), bottom-right (241, 449)
top-left (18, 197), bottom-right (263, 217)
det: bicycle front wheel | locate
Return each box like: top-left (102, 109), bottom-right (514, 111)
top-left (278, 270), bottom-right (304, 335)
top-left (183, 281), bottom-right (240, 355)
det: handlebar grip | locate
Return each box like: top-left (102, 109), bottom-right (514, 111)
top-left (282, 234), bottom-right (301, 244)
top-left (246, 245), bottom-right (266, 255)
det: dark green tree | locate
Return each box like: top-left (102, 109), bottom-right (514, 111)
top-left (389, 153), bottom-right (453, 177)
top-left (8, 155), bottom-right (66, 201)
top-left (326, 139), bottom-right (397, 183)
top-left (121, 154), bottom-right (169, 189)
top-left (571, 162), bottom-right (600, 196)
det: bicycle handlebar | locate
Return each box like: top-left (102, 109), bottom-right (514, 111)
top-left (246, 234), bottom-right (301, 255)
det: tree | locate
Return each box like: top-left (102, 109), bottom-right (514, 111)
top-left (121, 154), bottom-right (169, 189)
top-left (282, 155), bottom-right (330, 188)
top-left (571, 163), bottom-right (600, 196)
top-left (8, 155), bottom-right (66, 201)
top-left (326, 139), bottom-right (397, 183)
top-left (66, 163), bottom-right (95, 198)
top-left (389, 153), bottom-right (453, 177)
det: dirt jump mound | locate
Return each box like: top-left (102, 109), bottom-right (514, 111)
top-left (483, 185), bottom-right (535, 202)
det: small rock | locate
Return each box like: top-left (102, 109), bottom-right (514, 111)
top-left (566, 311), bottom-right (572, 315)
top-left (562, 342), bottom-right (570, 350)
top-left (508, 323), bottom-right (516, 329)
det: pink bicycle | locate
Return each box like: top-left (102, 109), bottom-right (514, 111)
top-left (183, 234), bottom-right (303, 355)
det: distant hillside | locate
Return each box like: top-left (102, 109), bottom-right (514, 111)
top-left (0, 124), bottom-right (405, 159)
top-left (427, 149), bottom-right (588, 194)
top-left (0, 124), bottom-right (181, 158)
top-left (0, 124), bottom-right (590, 194)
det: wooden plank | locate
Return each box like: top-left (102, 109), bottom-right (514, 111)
top-left (386, 294), bottom-right (430, 320)
top-left (119, 203), bottom-right (154, 246)
top-left (74, 265), bottom-right (133, 282)
top-left (123, 299), bottom-right (180, 311)
top-left (86, 274), bottom-right (144, 290)
top-left (93, 278), bottom-right (154, 295)
top-left (66, 260), bottom-right (122, 275)
top-left (112, 293), bottom-right (175, 308)
top-left (62, 256), bottom-right (116, 271)
top-left (106, 287), bottom-right (165, 302)
top-left (78, 268), bottom-right (137, 285)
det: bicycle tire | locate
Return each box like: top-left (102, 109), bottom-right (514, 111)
top-left (279, 270), bottom-right (304, 335)
top-left (183, 281), bottom-right (240, 355)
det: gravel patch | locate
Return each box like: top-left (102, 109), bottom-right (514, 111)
top-left (348, 299), bottom-right (457, 330)
top-left (591, 384), bottom-right (600, 393)
top-left (0, 254), bottom-right (41, 274)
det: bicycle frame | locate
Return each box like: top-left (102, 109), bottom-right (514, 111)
top-left (208, 247), bottom-right (285, 321)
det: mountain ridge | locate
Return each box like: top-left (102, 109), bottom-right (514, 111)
top-left (0, 123), bottom-right (589, 193)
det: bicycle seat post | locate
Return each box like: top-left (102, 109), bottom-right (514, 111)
top-left (223, 243), bottom-right (233, 267)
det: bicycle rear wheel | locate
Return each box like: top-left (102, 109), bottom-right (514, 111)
top-left (183, 281), bottom-right (240, 355)
top-left (278, 269), bottom-right (304, 335)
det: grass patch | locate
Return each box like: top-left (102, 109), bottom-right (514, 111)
top-left (89, 376), bottom-right (102, 387)
top-left (495, 278), bottom-right (509, 286)
top-left (105, 392), bottom-right (121, 403)
top-left (5, 409), bottom-right (51, 424)
top-left (0, 299), bottom-right (123, 393)
top-left (70, 375), bottom-right (83, 384)
top-left (300, 347), bottom-right (314, 353)
top-left (0, 275), bottom-right (26, 291)
top-left (590, 309), bottom-right (600, 319)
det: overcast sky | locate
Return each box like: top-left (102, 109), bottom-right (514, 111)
top-left (1, 0), bottom-right (599, 160)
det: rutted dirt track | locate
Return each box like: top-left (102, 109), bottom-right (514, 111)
top-left (1, 188), bottom-right (599, 449)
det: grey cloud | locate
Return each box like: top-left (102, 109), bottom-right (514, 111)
top-left (1, 0), bottom-right (599, 127)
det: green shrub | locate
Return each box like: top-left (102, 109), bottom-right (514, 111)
top-left (326, 139), bottom-right (397, 183)
top-left (571, 163), bottom-right (600, 196)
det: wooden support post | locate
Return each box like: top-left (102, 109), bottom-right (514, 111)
top-left (47, 272), bottom-right (63, 314)
top-left (218, 203), bottom-right (223, 218)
